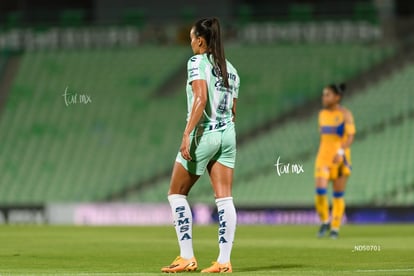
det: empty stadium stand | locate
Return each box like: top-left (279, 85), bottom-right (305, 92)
top-left (0, 44), bottom-right (400, 205)
top-left (126, 62), bottom-right (414, 206)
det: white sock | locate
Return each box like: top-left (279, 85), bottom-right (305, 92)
top-left (216, 197), bottom-right (237, 264)
top-left (168, 194), bottom-right (194, 259)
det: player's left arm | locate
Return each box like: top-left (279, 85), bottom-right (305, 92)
top-left (333, 109), bottom-right (355, 164)
top-left (341, 109), bottom-right (355, 150)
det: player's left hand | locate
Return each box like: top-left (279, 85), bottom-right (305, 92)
top-left (180, 134), bottom-right (192, 161)
top-left (333, 154), bottom-right (343, 164)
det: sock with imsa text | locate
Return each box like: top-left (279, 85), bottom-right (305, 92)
top-left (168, 194), bottom-right (194, 260)
top-left (216, 197), bottom-right (237, 264)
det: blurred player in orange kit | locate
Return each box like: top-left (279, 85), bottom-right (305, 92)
top-left (314, 83), bottom-right (356, 239)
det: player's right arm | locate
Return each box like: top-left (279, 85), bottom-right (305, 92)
top-left (317, 110), bottom-right (323, 137)
top-left (182, 79), bottom-right (208, 137)
top-left (180, 55), bottom-right (208, 161)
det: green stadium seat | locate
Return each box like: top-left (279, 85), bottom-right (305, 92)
top-left (59, 9), bottom-right (86, 27)
top-left (289, 4), bottom-right (314, 22)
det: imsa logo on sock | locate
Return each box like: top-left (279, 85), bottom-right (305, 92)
top-left (175, 206), bottom-right (191, 241)
top-left (218, 209), bottom-right (228, 244)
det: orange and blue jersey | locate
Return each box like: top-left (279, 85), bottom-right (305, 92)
top-left (315, 108), bottom-right (356, 180)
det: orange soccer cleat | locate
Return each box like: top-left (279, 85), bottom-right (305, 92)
top-left (201, 261), bottom-right (232, 273)
top-left (161, 256), bottom-right (198, 273)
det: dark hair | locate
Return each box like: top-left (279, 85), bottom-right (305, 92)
top-left (328, 83), bottom-right (346, 97)
top-left (193, 17), bottom-right (229, 88)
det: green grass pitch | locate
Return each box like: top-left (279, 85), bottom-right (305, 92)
top-left (1, 225), bottom-right (413, 275)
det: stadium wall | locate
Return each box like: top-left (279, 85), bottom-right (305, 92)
top-left (1, 205), bottom-right (414, 225)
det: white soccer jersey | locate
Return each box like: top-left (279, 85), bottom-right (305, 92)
top-left (186, 53), bottom-right (240, 133)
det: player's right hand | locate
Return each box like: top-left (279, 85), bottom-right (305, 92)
top-left (180, 134), bottom-right (192, 161)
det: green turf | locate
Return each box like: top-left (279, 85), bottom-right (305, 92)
top-left (0, 225), bottom-right (413, 275)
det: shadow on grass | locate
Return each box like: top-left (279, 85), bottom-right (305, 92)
top-left (237, 263), bottom-right (304, 272)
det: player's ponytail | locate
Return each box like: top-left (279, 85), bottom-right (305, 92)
top-left (209, 18), bottom-right (229, 88)
top-left (328, 83), bottom-right (346, 98)
top-left (337, 83), bottom-right (346, 94)
top-left (193, 17), bottom-right (229, 88)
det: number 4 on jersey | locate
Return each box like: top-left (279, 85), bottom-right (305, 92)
top-left (218, 92), bottom-right (229, 114)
